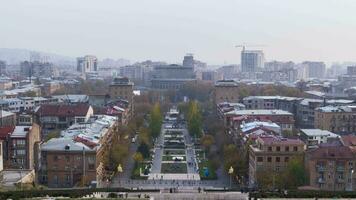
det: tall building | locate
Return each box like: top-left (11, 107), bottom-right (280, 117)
top-left (183, 54), bottom-right (194, 68)
top-left (241, 50), bottom-right (264, 73)
top-left (0, 60), bottom-right (6, 75)
top-left (150, 64), bottom-right (195, 90)
top-left (20, 61), bottom-right (58, 78)
top-left (301, 61), bottom-right (326, 79)
top-left (347, 66), bottom-right (356, 76)
top-left (77, 55), bottom-right (98, 73)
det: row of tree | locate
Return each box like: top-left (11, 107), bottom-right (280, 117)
top-left (187, 101), bottom-right (203, 137)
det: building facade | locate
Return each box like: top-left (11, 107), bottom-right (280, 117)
top-left (249, 135), bottom-right (305, 187)
top-left (314, 105), bottom-right (356, 134)
top-left (77, 55), bottom-right (98, 73)
top-left (213, 80), bottom-right (241, 103)
top-left (40, 138), bottom-right (96, 188)
top-left (241, 50), bottom-right (264, 73)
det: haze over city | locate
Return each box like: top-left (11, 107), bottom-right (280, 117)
top-left (2, 1), bottom-right (356, 199)
top-left (1, 0), bottom-right (356, 64)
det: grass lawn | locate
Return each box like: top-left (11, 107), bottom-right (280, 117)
top-left (164, 143), bottom-right (185, 149)
top-left (162, 155), bottom-right (186, 161)
top-left (163, 149), bottom-right (185, 155)
top-left (199, 160), bottom-right (217, 180)
top-left (161, 163), bottom-right (187, 173)
top-left (131, 162), bottom-right (149, 180)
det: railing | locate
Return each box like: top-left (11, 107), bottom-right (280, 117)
top-left (316, 165), bottom-right (326, 172)
top-left (336, 166), bottom-right (345, 172)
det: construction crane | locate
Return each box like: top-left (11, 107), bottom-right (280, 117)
top-left (235, 44), bottom-right (267, 51)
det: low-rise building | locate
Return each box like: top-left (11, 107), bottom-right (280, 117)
top-left (314, 105), bottom-right (356, 134)
top-left (39, 138), bottom-right (96, 188)
top-left (35, 104), bottom-right (94, 136)
top-left (306, 145), bottom-right (355, 191)
top-left (214, 80), bottom-right (241, 103)
top-left (39, 115), bottom-right (118, 188)
top-left (224, 109), bottom-right (295, 132)
top-left (249, 135), bottom-right (305, 187)
top-left (0, 110), bottom-right (16, 127)
top-left (300, 129), bottom-right (340, 149)
top-left (296, 99), bottom-right (353, 129)
top-left (0, 124), bottom-right (40, 170)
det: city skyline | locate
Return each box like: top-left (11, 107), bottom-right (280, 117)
top-left (1, 0), bottom-right (356, 65)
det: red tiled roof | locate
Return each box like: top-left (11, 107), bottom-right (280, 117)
top-left (259, 135), bottom-right (304, 146)
top-left (73, 136), bottom-right (98, 149)
top-left (308, 146), bottom-right (354, 159)
top-left (341, 135), bottom-right (356, 147)
top-left (0, 126), bottom-right (15, 139)
top-left (36, 104), bottom-right (91, 117)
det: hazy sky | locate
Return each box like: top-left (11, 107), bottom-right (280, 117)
top-left (1, 0), bottom-right (356, 65)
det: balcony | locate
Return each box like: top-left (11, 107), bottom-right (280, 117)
top-left (336, 166), bottom-right (345, 172)
top-left (337, 178), bottom-right (345, 183)
top-left (318, 177), bottom-right (325, 183)
top-left (316, 165), bottom-right (326, 172)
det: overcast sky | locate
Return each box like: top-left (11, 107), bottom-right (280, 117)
top-left (1, 0), bottom-right (356, 65)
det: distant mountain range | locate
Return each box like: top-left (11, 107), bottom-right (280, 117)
top-left (0, 48), bottom-right (131, 67)
top-left (0, 48), bottom-right (76, 66)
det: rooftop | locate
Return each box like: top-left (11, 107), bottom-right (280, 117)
top-left (214, 80), bottom-right (239, 87)
top-left (316, 105), bottom-right (356, 113)
top-left (259, 135), bottom-right (304, 146)
top-left (240, 121), bottom-right (280, 133)
top-left (243, 96), bottom-right (301, 101)
top-left (41, 137), bottom-right (94, 152)
top-left (0, 126), bottom-right (15, 139)
top-left (300, 129), bottom-right (339, 138)
top-left (35, 103), bottom-right (92, 117)
top-left (61, 115), bottom-right (117, 148)
top-left (0, 110), bottom-right (15, 118)
top-left (11, 126), bottom-right (31, 138)
top-left (308, 146), bottom-right (354, 159)
top-left (226, 109), bottom-right (293, 116)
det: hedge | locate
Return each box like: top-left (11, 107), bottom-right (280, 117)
top-left (0, 188), bottom-right (159, 200)
top-left (249, 190), bottom-right (356, 199)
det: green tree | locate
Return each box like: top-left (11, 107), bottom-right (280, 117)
top-left (149, 103), bottom-right (163, 138)
top-left (44, 129), bottom-right (61, 142)
top-left (137, 142), bottom-right (150, 159)
top-left (283, 157), bottom-right (307, 189)
top-left (138, 127), bottom-right (151, 146)
top-left (187, 101), bottom-right (202, 137)
top-left (201, 134), bottom-right (215, 152)
top-left (133, 152), bottom-right (144, 163)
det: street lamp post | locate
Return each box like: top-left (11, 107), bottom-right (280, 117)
top-left (228, 166), bottom-right (234, 189)
top-left (351, 167), bottom-right (354, 191)
top-left (117, 164), bottom-right (123, 188)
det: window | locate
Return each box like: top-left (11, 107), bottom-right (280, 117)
top-left (293, 146), bottom-right (298, 151)
top-left (89, 163), bottom-right (95, 170)
top-left (65, 156), bottom-right (70, 162)
top-left (276, 157), bottom-right (280, 162)
top-left (16, 140), bottom-right (26, 146)
top-left (285, 157), bottom-right (289, 162)
top-left (267, 157), bottom-right (272, 162)
top-left (66, 175), bottom-right (70, 182)
top-left (17, 149), bottom-right (26, 155)
top-left (268, 147), bottom-right (272, 152)
top-left (276, 146), bottom-right (281, 152)
top-left (285, 146), bottom-right (289, 152)
top-left (53, 155), bottom-right (59, 161)
top-left (257, 157), bottom-right (263, 162)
